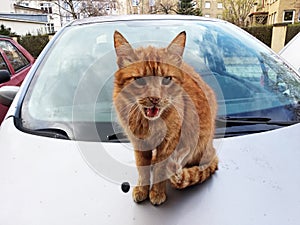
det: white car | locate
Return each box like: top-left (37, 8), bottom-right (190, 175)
top-left (279, 31), bottom-right (300, 72)
top-left (0, 15), bottom-right (300, 225)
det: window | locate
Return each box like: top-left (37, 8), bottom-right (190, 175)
top-left (40, 3), bottom-right (53, 14)
top-left (66, 14), bottom-right (71, 22)
top-left (217, 2), bottom-right (223, 9)
top-left (0, 41), bottom-right (30, 72)
top-left (20, 2), bottom-right (29, 7)
top-left (46, 23), bottom-right (55, 34)
top-left (283, 10), bottom-right (295, 23)
top-left (20, 20), bottom-right (300, 141)
top-left (0, 54), bottom-right (9, 72)
top-left (205, 1), bottom-right (211, 9)
top-left (149, 0), bottom-right (155, 7)
top-left (132, 0), bottom-right (139, 7)
top-left (63, 2), bottom-right (69, 10)
top-left (204, 14), bottom-right (210, 18)
top-left (272, 12), bottom-right (277, 24)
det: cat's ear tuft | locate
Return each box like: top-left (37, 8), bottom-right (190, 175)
top-left (167, 31), bottom-right (186, 58)
top-left (114, 31), bottom-right (138, 68)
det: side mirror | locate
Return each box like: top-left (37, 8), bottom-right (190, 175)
top-left (0, 70), bottom-right (11, 84)
top-left (0, 86), bottom-right (19, 107)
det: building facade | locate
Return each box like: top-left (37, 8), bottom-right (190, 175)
top-left (267, 0), bottom-right (300, 24)
top-left (250, 0), bottom-right (300, 25)
top-left (200, 0), bottom-right (223, 19)
top-left (1, 0), bottom-right (128, 35)
top-left (125, 0), bottom-right (177, 15)
top-left (0, 0), bottom-right (48, 35)
top-left (125, 0), bottom-right (224, 18)
top-left (16, 0), bottom-right (127, 33)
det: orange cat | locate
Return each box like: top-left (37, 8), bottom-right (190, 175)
top-left (113, 30), bottom-right (218, 206)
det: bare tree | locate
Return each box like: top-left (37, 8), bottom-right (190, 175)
top-left (16, 0), bottom-right (120, 19)
top-left (222, 0), bottom-right (256, 26)
top-left (156, 0), bottom-right (178, 14)
top-left (154, 0), bottom-right (201, 15)
top-left (78, 0), bottom-right (121, 17)
top-left (54, 0), bottom-right (79, 19)
top-left (51, 0), bottom-right (121, 18)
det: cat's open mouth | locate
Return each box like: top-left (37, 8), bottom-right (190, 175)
top-left (144, 106), bottom-right (160, 119)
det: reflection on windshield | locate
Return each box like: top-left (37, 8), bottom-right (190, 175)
top-left (19, 19), bottom-right (300, 141)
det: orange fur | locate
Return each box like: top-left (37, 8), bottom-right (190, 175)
top-left (113, 30), bottom-right (218, 205)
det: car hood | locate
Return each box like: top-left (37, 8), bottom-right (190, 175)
top-left (0, 117), bottom-right (300, 225)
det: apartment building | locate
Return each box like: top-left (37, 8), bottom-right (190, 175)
top-left (200, 0), bottom-right (224, 19)
top-left (16, 1), bottom-right (62, 33)
top-left (127, 0), bottom-right (158, 14)
top-left (17, 0), bottom-right (127, 32)
top-left (250, 0), bottom-right (300, 25)
top-left (1, 0), bottom-right (127, 35)
top-left (127, 0), bottom-right (224, 17)
top-left (0, 0), bottom-right (48, 35)
top-left (267, 0), bottom-right (300, 24)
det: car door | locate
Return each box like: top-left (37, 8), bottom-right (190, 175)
top-left (0, 38), bottom-right (34, 87)
top-left (0, 38), bottom-right (35, 123)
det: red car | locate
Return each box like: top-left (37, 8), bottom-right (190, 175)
top-left (0, 35), bottom-right (35, 123)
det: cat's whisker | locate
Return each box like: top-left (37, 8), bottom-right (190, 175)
top-left (117, 102), bottom-right (139, 114)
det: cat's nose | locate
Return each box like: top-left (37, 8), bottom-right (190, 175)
top-left (148, 97), bottom-right (160, 105)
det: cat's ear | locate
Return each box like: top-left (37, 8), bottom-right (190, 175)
top-left (114, 31), bottom-right (138, 68)
top-left (167, 31), bottom-right (186, 58)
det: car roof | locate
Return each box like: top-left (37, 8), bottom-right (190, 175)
top-left (69, 14), bottom-right (223, 26)
top-left (0, 35), bottom-right (12, 39)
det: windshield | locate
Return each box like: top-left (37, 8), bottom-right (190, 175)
top-left (20, 18), bottom-right (300, 141)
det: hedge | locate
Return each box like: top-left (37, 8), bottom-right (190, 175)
top-left (285, 23), bottom-right (300, 44)
top-left (242, 25), bottom-right (273, 47)
top-left (17, 34), bottom-right (50, 58)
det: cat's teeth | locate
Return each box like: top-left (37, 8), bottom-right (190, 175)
top-left (145, 107), bottom-right (159, 118)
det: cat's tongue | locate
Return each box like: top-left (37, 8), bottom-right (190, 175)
top-left (146, 107), bottom-right (159, 118)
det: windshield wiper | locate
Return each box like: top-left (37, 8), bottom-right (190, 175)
top-left (106, 117), bottom-right (297, 142)
top-left (14, 117), bottom-right (71, 140)
top-left (31, 128), bottom-right (70, 140)
top-left (106, 132), bottom-right (128, 142)
top-left (216, 116), bottom-right (297, 127)
top-left (215, 116), bottom-right (298, 138)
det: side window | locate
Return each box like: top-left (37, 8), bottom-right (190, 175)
top-left (0, 40), bottom-right (30, 72)
top-left (0, 54), bottom-right (9, 71)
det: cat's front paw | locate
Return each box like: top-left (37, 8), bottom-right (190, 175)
top-left (149, 189), bottom-right (167, 206)
top-left (132, 185), bottom-right (149, 203)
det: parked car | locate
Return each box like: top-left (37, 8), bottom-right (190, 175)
top-left (279, 31), bottom-right (300, 72)
top-left (0, 35), bottom-right (35, 123)
top-left (0, 15), bottom-right (300, 225)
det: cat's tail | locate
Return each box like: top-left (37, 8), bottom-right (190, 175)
top-left (169, 156), bottom-right (218, 189)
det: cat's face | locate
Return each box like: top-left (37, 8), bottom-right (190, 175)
top-left (120, 75), bottom-right (178, 120)
top-left (113, 31), bottom-right (186, 121)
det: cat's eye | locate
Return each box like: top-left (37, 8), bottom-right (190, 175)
top-left (162, 76), bottom-right (172, 85)
top-left (134, 77), bottom-right (146, 86)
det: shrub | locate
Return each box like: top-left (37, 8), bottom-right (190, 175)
top-left (242, 25), bottom-right (273, 47)
top-left (17, 34), bottom-right (49, 58)
top-left (0, 24), bottom-right (17, 36)
top-left (285, 23), bottom-right (300, 44)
